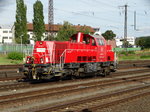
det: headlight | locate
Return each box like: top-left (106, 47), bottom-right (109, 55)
top-left (40, 58), bottom-right (44, 64)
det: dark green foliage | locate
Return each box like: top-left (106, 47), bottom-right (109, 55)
top-left (56, 21), bottom-right (77, 41)
top-left (102, 30), bottom-right (116, 40)
top-left (55, 22), bottom-right (92, 41)
top-left (78, 26), bottom-right (90, 34)
top-left (122, 39), bottom-right (133, 48)
top-left (7, 52), bottom-right (23, 60)
top-left (15, 0), bottom-right (29, 44)
top-left (33, 0), bottom-right (45, 41)
top-left (46, 35), bottom-right (55, 41)
top-left (128, 51), bottom-right (135, 54)
top-left (119, 51), bottom-right (135, 55)
top-left (135, 36), bottom-right (150, 48)
top-left (140, 55), bottom-right (150, 59)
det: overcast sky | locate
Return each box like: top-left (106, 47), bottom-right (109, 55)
top-left (0, 0), bottom-right (150, 37)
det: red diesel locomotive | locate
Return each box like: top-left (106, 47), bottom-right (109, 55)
top-left (23, 32), bottom-right (117, 80)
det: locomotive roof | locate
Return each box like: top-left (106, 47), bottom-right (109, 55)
top-left (90, 34), bottom-right (104, 39)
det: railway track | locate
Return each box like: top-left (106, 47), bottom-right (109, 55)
top-left (0, 67), bottom-right (147, 82)
top-left (0, 60), bottom-right (150, 81)
top-left (0, 76), bottom-right (23, 82)
top-left (35, 85), bottom-right (150, 112)
top-left (0, 68), bottom-right (150, 111)
top-left (0, 64), bottom-right (22, 70)
top-left (0, 68), bottom-right (149, 92)
top-left (1, 73), bottom-right (150, 103)
top-left (0, 61), bottom-right (150, 111)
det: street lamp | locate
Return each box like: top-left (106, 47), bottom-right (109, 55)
top-left (20, 34), bottom-right (24, 53)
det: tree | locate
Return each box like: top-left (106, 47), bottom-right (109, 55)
top-left (135, 37), bottom-right (145, 48)
top-left (135, 36), bottom-right (150, 48)
top-left (102, 30), bottom-right (116, 40)
top-left (15, 0), bottom-right (28, 44)
top-left (78, 25), bottom-right (90, 34)
top-left (33, 0), bottom-right (45, 41)
top-left (56, 21), bottom-right (76, 41)
top-left (122, 39), bottom-right (132, 48)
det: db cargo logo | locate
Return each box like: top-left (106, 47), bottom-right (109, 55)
top-left (36, 48), bottom-right (46, 52)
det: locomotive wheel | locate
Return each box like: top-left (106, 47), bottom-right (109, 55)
top-left (36, 73), bottom-right (41, 80)
top-left (102, 67), bottom-right (110, 77)
top-left (74, 70), bottom-right (80, 77)
top-left (71, 75), bottom-right (77, 80)
top-left (32, 71), bottom-right (37, 79)
top-left (110, 65), bottom-right (116, 72)
top-left (28, 70), bottom-right (33, 80)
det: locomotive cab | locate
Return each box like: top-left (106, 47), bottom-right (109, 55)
top-left (69, 32), bottom-right (97, 46)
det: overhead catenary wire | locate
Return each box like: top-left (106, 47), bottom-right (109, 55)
top-left (54, 8), bottom-right (122, 26)
top-left (80, 0), bottom-right (149, 22)
top-left (55, 13), bottom-right (120, 30)
top-left (54, 0), bottom-right (150, 37)
top-left (91, 0), bottom-right (117, 8)
top-left (79, 0), bottom-right (119, 12)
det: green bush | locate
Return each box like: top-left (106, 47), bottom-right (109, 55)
top-left (127, 51), bottom-right (135, 54)
top-left (140, 55), bottom-right (150, 59)
top-left (119, 51), bottom-right (127, 55)
top-left (119, 51), bottom-right (135, 55)
top-left (7, 52), bottom-right (23, 60)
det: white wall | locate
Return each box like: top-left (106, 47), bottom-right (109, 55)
top-left (0, 28), bottom-right (13, 44)
top-left (127, 37), bottom-right (135, 45)
top-left (115, 38), bottom-right (123, 47)
top-left (27, 31), bottom-right (58, 45)
top-left (27, 31), bottom-right (48, 45)
top-left (115, 37), bottom-right (135, 48)
top-left (28, 31), bottom-right (34, 45)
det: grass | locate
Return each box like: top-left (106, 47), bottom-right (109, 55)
top-left (118, 49), bottom-right (150, 61)
top-left (0, 54), bottom-right (23, 65)
top-left (140, 55), bottom-right (150, 59)
top-left (119, 55), bottom-right (140, 61)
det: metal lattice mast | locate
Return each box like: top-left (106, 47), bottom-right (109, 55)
top-left (119, 4), bottom-right (128, 49)
top-left (48, 0), bottom-right (54, 40)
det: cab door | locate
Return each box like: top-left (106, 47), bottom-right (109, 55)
top-left (96, 38), bottom-right (106, 62)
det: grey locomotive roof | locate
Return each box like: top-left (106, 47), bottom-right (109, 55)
top-left (90, 34), bottom-right (104, 39)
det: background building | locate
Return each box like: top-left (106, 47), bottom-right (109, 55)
top-left (2, 24), bottom-right (136, 48)
top-left (12, 23), bottom-right (96, 44)
top-left (0, 25), bottom-right (13, 44)
top-left (115, 36), bottom-right (136, 48)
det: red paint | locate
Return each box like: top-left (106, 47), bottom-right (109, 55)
top-left (27, 32), bottom-right (114, 64)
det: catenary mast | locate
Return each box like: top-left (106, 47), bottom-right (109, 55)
top-left (48, 0), bottom-right (54, 40)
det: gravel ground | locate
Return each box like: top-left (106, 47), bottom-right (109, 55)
top-left (116, 67), bottom-right (149, 72)
top-left (97, 94), bottom-right (150, 112)
top-left (1, 79), bottom-right (150, 112)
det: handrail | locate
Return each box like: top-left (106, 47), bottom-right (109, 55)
top-left (59, 48), bottom-right (98, 69)
top-left (60, 49), bottom-right (67, 69)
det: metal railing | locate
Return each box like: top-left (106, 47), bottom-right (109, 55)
top-left (0, 44), bottom-right (33, 55)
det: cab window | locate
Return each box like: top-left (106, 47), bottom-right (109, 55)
top-left (97, 38), bottom-right (104, 45)
top-left (92, 38), bottom-right (96, 46)
top-left (70, 36), bottom-right (77, 42)
top-left (83, 36), bottom-right (90, 44)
